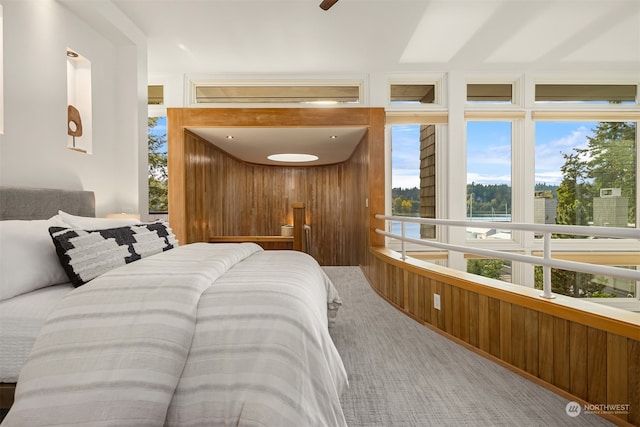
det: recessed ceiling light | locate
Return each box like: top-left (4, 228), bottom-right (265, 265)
top-left (267, 153), bottom-right (319, 163)
top-left (303, 100), bottom-right (339, 105)
top-left (67, 50), bottom-right (78, 58)
top-left (225, 135), bottom-right (234, 139)
top-left (329, 135), bottom-right (338, 139)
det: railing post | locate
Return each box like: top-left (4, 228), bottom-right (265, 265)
top-left (540, 232), bottom-right (555, 299)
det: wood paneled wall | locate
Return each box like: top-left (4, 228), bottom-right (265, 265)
top-left (363, 247), bottom-right (640, 426)
top-left (168, 108), bottom-right (384, 266)
top-left (182, 129), bottom-right (368, 265)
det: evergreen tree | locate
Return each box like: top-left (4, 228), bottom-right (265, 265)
top-left (555, 151), bottom-right (591, 230)
top-left (579, 121), bottom-right (636, 222)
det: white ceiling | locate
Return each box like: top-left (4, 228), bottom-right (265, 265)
top-left (111, 0), bottom-right (640, 74)
top-left (95, 0), bottom-right (640, 164)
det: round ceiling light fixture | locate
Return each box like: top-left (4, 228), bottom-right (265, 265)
top-left (267, 153), bottom-right (319, 163)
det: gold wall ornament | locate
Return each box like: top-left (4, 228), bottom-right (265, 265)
top-left (67, 104), bottom-right (83, 138)
top-left (67, 104), bottom-right (86, 152)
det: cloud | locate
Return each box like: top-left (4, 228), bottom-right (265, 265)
top-left (534, 171), bottom-right (564, 185)
top-left (534, 124), bottom-right (591, 185)
top-left (467, 172), bottom-right (511, 185)
top-left (392, 168), bottom-right (420, 189)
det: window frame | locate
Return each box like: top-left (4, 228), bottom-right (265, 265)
top-left (186, 75), bottom-right (368, 108)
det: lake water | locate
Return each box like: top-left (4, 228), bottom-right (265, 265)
top-left (390, 217), bottom-right (512, 239)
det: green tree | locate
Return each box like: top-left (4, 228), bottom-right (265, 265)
top-left (148, 117), bottom-right (168, 212)
top-left (579, 121), bottom-right (636, 223)
top-left (534, 267), bottom-right (611, 298)
top-left (401, 199), bottom-right (413, 214)
top-left (555, 151), bottom-right (591, 230)
top-left (467, 259), bottom-right (504, 280)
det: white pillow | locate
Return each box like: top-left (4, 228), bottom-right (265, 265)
top-left (0, 216), bottom-right (71, 301)
top-left (58, 210), bottom-right (141, 229)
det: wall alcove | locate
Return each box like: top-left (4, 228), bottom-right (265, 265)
top-left (66, 48), bottom-right (92, 153)
top-left (167, 107), bottom-right (385, 266)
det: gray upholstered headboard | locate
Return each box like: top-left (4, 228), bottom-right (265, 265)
top-left (0, 186), bottom-right (95, 220)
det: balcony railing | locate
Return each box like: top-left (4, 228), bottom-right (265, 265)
top-left (375, 214), bottom-right (640, 300)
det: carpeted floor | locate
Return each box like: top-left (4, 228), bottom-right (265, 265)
top-left (324, 266), bottom-right (613, 427)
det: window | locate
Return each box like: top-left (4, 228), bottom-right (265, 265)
top-left (148, 85), bottom-right (164, 105)
top-left (148, 116), bottom-right (168, 214)
top-left (467, 258), bottom-right (512, 282)
top-left (191, 81), bottom-right (362, 105)
top-left (466, 121), bottom-right (512, 240)
top-left (390, 122), bottom-right (439, 244)
top-left (535, 84), bottom-right (637, 104)
top-left (467, 83), bottom-right (513, 104)
top-left (390, 84), bottom-right (436, 105)
top-left (533, 266), bottom-right (637, 299)
top-left (534, 121), bottom-right (637, 234)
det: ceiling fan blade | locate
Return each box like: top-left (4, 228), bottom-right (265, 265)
top-left (319, 0), bottom-right (339, 10)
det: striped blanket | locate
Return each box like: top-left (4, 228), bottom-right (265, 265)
top-left (2, 243), bottom-right (347, 426)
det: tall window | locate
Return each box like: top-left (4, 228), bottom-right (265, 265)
top-left (533, 120), bottom-right (637, 298)
top-left (532, 84), bottom-right (638, 299)
top-left (390, 122), bottom-right (439, 243)
top-left (466, 121), bottom-right (512, 240)
top-left (534, 121), bottom-right (637, 233)
top-left (148, 116), bottom-right (168, 213)
top-left (391, 124), bottom-right (421, 239)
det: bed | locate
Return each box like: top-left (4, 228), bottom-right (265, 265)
top-left (0, 186), bottom-right (347, 426)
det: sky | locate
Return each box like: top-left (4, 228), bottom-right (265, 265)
top-left (150, 116), bottom-right (167, 150)
top-left (391, 121), bottom-right (597, 189)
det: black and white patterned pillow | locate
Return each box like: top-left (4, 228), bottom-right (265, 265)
top-left (49, 221), bottom-right (178, 287)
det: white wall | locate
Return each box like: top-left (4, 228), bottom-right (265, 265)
top-left (0, 0), bottom-right (147, 218)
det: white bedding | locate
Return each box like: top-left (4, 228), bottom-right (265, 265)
top-left (2, 243), bottom-right (347, 426)
top-left (0, 283), bottom-right (74, 382)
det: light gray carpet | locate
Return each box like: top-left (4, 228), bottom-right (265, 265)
top-left (324, 266), bottom-right (613, 427)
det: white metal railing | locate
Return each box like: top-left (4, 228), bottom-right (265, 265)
top-left (375, 214), bottom-right (640, 299)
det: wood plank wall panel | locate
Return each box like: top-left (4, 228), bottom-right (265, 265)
top-left (587, 328), bottom-right (607, 406)
top-left (607, 334), bottom-right (628, 423)
top-left (570, 323), bottom-right (588, 400)
top-left (539, 313), bottom-right (554, 384)
top-left (365, 250), bottom-right (640, 426)
top-left (488, 298), bottom-right (501, 358)
top-left (468, 292), bottom-right (479, 347)
top-left (524, 309), bottom-right (539, 377)
top-left (184, 132), bottom-right (216, 242)
top-left (511, 305), bottom-right (526, 371)
top-left (499, 302), bottom-right (512, 364)
top-left (553, 318), bottom-right (571, 393)
top-left (478, 295), bottom-right (490, 354)
top-left (459, 289), bottom-right (470, 343)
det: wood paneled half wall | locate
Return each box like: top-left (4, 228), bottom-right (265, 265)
top-left (167, 107), bottom-right (385, 266)
top-left (363, 247), bottom-right (640, 426)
